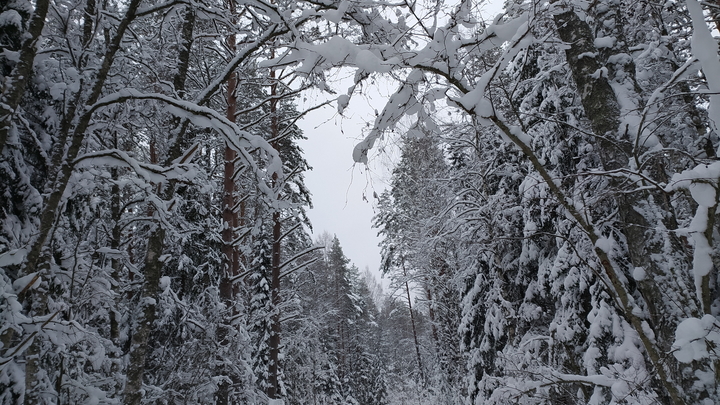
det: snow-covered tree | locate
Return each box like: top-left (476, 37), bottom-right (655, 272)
top-left (263, 0), bottom-right (720, 403)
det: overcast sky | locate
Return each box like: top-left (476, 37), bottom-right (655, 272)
top-left (295, 0), bottom-right (505, 285)
top-left (297, 78), bottom-right (397, 286)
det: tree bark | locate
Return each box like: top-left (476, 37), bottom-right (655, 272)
top-left (217, 3), bottom-right (240, 400)
top-left (268, 209), bottom-right (282, 399)
top-left (401, 259), bottom-right (425, 384)
top-left (123, 226), bottom-right (166, 405)
top-left (121, 7), bottom-right (196, 403)
top-left (20, 0), bottom-right (143, 281)
top-left (23, 264), bottom-right (50, 405)
top-left (220, 41), bottom-right (239, 303)
top-left (0, 0), bottom-right (50, 152)
top-left (267, 67), bottom-right (282, 400)
top-left (552, 8), bottom-right (700, 403)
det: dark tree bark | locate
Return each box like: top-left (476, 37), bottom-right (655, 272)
top-left (551, 8), bottom-right (700, 404)
top-left (122, 7), bottom-right (196, 404)
top-left (267, 66), bottom-right (282, 400)
top-left (217, 3), bottom-right (240, 401)
top-left (123, 227), bottom-right (165, 405)
top-left (21, 0), bottom-right (143, 282)
top-left (0, 0), bottom-right (50, 152)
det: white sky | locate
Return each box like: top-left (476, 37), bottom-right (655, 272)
top-left (295, 2), bottom-right (504, 288)
top-left (298, 76), bottom-right (397, 286)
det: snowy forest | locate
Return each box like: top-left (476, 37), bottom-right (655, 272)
top-left (1, 0), bottom-right (720, 403)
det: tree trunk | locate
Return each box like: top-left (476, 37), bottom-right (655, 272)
top-left (401, 259), bottom-right (425, 384)
top-left (268, 209), bottom-right (282, 399)
top-left (20, 0), bottom-right (142, 281)
top-left (123, 226), bottom-right (165, 405)
top-left (217, 3), bottom-right (239, 400)
top-left (552, 8), bottom-right (697, 404)
top-left (0, 0), bottom-right (50, 152)
top-left (267, 68), bottom-right (282, 400)
top-left (220, 12), bottom-right (239, 304)
top-left (109, 128), bottom-right (124, 350)
top-left (122, 7), bottom-right (196, 403)
top-left (23, 256), bottom-right (51, 405)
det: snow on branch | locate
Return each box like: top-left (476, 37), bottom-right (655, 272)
top-left (666, 162), bottom-right (720, 311)
top-left (687, 0), bottom-right (720, 150)
top-left (74, 149), bottom-right (200, 185)
top-left (88, 89), bottom-right (283, 201)
top-left (673, 314), bottom-right (720, 363)
top-left (349, 11), bottom-right (532, 163)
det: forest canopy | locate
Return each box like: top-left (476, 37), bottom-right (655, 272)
top-left (1, 0), bottom-right (719, 404)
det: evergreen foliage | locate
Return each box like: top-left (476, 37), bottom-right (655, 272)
top-left (1, 0), bottom-right (720, 403)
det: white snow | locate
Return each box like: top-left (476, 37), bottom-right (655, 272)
top-left (689, 182), bottom-right (717, 207)
top-left (96, 247), bottom-right (123, 258)
top-left (159, 276), bottom-right (171, 291)
top-left (689, 206), bottom-right (713, 279)
top-left (483, 13), bottom-right (530, 44)
top-left (264, 36), bottom-right (393, 77)
top-left (673, 315), bottom-right (720, 363)
top-left (666, 162), bottom-right (720, 298)
top-left (508, 124), bottom-right (533, 147)
top-left (666, 162), bottom-right (720, 203)
top-left (0, 10), bottom-right (22, 30)
top-left (91, 89), bottom-right (282, 202)
top-left (632, 267), bottom-right (646, 281)
top-left (611, 380), bottom-right (630, 399)
top-left (324, 1), bottom-right (349, 24)
top-left (593, 36), bottom-right (616, 48)
top-left (0, 248), bottom-right (27, 267)
top-left (337, 94), bottom-right (350, 114)
top-left (12, 272), bottom-right (40, 293)
top-left (686, 0), bottom-right (720, 153)
top-left (594, 236), bottom-right (612, 253)
top-left (589, 67), bottom-right (608, 79)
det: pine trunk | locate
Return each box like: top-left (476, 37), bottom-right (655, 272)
top-left (217, 4), bottom-right (239, 400)
top-left (402, 259), bottom-right (424, 383)
top-left (267, 69), bottom-right (282, 400)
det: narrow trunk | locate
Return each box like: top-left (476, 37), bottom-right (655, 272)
top-left (20, 0), bottom-right (142, 281)
top-left (266, 68), bottom-right (282, 399)
top-left (123, 226), bottom-right (166, 405)
top-left (219, 47), bottom-right (239, 302)
top-left (121, 7), bottom-right (196, 403)
top-left (268, 209), bottom-right (282, 399)
top-left (0, 0), bottom-right (50, 152)
top-left (108, 169), bottom-right (121, 345)
top-left (23, 254), bottom-right (52, 405)
top-left (24, 329), bottom-right (43, 405)
top-left (217, 4), bottom-right (239, 400)
top-left (109, 127), bottom-right (123, 347)
top-left (82, 0), bottom-right (96, 47)
top-left (401, 259), bottom-right (425, 384)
